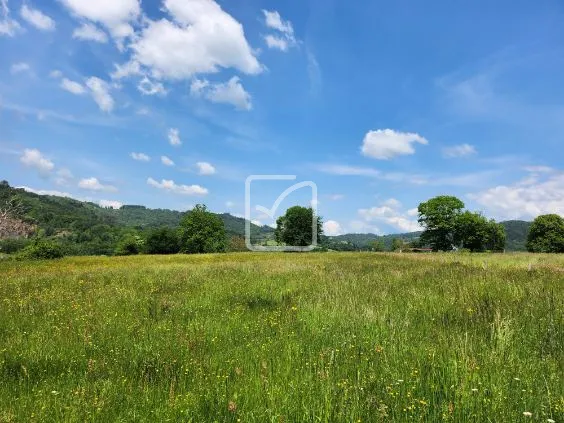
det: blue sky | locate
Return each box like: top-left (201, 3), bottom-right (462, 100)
top-left (1, 0), bottom-right (564, 235)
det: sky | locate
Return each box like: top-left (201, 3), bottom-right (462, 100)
top-left (1, 0), bottom-right (564, 236)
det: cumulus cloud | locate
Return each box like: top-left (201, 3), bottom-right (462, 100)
top-left (19, 186), bottom-right (122, 209)
top-left (86, 77), bottom-right (114, 112)
top-left (60, 0), bottom-right (140, 38)
top-left (128, 0), bottom-right (261, 80)
top-left (262, 10), bottom-right (296, 51)
top-left (358, 198), bottom-right (421, 233)
top-left (469, 170), bottom-right (564, 220)
top-left (78, 177), bottom-right (117, 192)
top-left (20, 4), bottom-right (55, 31)
top-left (323, 220), bottom-right (343, 236)
top-left (54, 168), bottom-right (74, 186)
top-left (60, 78), bottom-right (86, 95)
top-left (161, 155), bottom-right (174, 166)
top-left (20, 148), bottom-right (54, 174)
top-left (130, 152), bottom-right (150, 161)
top-left (190, 76), bottom-right (252, 110)
top-left (168, 128), bottom-right (181, 146)
top-left (361, 129), bottom-right (428, 160)
top-left (147, 177), bottom-right (207, 195)
top-left (196, 161), bottom-right (215, 175)
top-left (72, 22), bottom-right (108, 42)
top-left (10, 62), bottom-right (30, 74)
top-left (442, 143), bottom-right (477, 158)
top-left (138, 76), bottom-right (166, 95)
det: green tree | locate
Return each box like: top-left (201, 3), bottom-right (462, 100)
top-left (114, 234), bottom-right (143, 256)
top-left (178, 204), bottom-right (226, 254)
top-left (19, 239), bottom-right (64, 260)
top-left (486, 220), bottom-right (506, 252)
top-left (275, 206), bottom-right (323, 247)
top-left (526, 214), bottom-right (564, 253)
top-left (391, 238), bottom-right (405, 252)
top-left (145, 227), bottom-right (179, 255)
top-left (418, 196), bottom-right (465, 251)
top-left (371, 240), bottom-right (386, 252)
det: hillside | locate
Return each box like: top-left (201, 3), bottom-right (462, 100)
top-left (1, 181), bottom-right (530, 253)
top-left (0, 182), bottom-right (273, 254)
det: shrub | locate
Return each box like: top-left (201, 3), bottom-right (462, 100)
top-left (145, 227), bottom-right (179, 255)
top-left (0, 237), bottom-right (31, 254)
top-left (18, 239), bottom-right (64, 260)
top-left (115, 234), bottom-right (143, 256)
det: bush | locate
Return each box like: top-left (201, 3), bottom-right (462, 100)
top-left (145, 227), bottom-right (179, 255)
top-left (18, 239), bottom-right (64, 260)
top-left (114, 234), bottom-right (143, 256)
top-left (0, 237), bottom-right (31, 254)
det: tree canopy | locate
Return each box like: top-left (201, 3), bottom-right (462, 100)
top-left (418, 196), bottom-right (465, 251)
top-left (526, 214), bottom-right (564, 253)
top-left (178, 204), bottom-right (226, 254)
top-left (275, 206), bottom-right (323, 247)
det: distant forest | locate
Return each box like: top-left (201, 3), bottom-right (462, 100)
top-left (0, 181), bottom-right (532, 256)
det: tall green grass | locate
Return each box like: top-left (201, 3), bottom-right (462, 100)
top-left (0, 253), bottom-right (562, 422)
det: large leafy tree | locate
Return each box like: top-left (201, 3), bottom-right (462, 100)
top-left (178, 204), bottom-right (226, 254)
top-left (455, 212), bottom-right (506, 252)
top-left (418, 196), bottom-right (465, 251)
top-left (526, 214), bottom-right (564, 253)
top-left (275, 206), bottom-right (323, 247)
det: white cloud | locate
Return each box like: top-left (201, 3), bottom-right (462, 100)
top-left (86, 77), bottom-right (114, 112)
top-left (0, 0), bottom-right (21, 36)
top-left (49, 69), bottom-right (62, 78)
top-left (168, 128), bottom-right (181, 146)
top-left (161, 155), bottom-right (174, 166)
top-left (523, 165), bottom-right (553, 173)
top-left (361, 129), bottom-right (428, 160)
top-left (323, 220), bottom-right (343, 236)
top-left (315, 164), bottom-right (381, 177)
top-left (60, 0), bottom-right (140, 38)
top-left (60, 78), bottom-right (86, 95)
top-left (99, 199), bottom-right (122, 209)
top-left (225, 201), bottom-right (234, 208)
top-left (196, 161), bottom-right (215, 175)
top-left (442, 143), bottom-right (477, 158)
top-left (20, 148), bottom-right (54, 174)
top-left (20, 4), bottom-right (55, 31)
top-left (138, 76), bottom-right (166, 95)
top-left (10, 62), bottom-right (30, 74)
top-left (328, 194), bottom-right (344, 201)
top-left (72, 22), bottom-right (108, 42)
top-left (147, 177), bottom-right (208, 195)
top-left (130, 152), bottom-right (150, 161)
top-left (358, 198), bottom-right (421, 233)
top-left (469, 171), bottom-right (564, 220)
top-left (110, 60), bottom-right (141, 79)
top-left (78, 177), bottom-right (117, 192)
top-left (190, 76), bottom-right (252, 110)
top-left (54, 168), bottom-right (74, 186)
top-left (262, 10), bottom-right (296, 51)
top-left (128, 0), bottom-right (262, 80)
top-left (407, 208), bottom-right (419, 217)
top-left (136, 107), bottom-right (150, 115)
top-left (348, 220), bottom-right (380, 234)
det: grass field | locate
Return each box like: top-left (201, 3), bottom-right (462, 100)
top-left (0, 252), bottom-right (562, 422)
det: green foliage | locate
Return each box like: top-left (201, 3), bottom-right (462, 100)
top-left (18, 239), bottom-right (64, 260)
top-left (0, 237), bottom-right (31, 254)
top-left (178, 204), bottom-right (226, 254)
top-left (527, 214), bottom-right (564, 253)
top-left (114, 234), bottom-right (143, 256)
top-left (275, 206), bottom-right (323, 247)
top-left (371, 240), bottom-right (386, 252)
top-left (391, 238), bottom-right (406, 251)
top-left (455, 212), bottom-right (505, 252)
top-left (145, 227), bottom-right (180, 255)
top-left (418, 196), bottom-right (465, 251)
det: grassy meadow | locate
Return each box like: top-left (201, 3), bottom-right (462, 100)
top-left (0, 252), bottom-right (562, 422)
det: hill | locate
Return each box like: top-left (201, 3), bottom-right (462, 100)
top-left (0, 181), bottom-right (273, 254)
